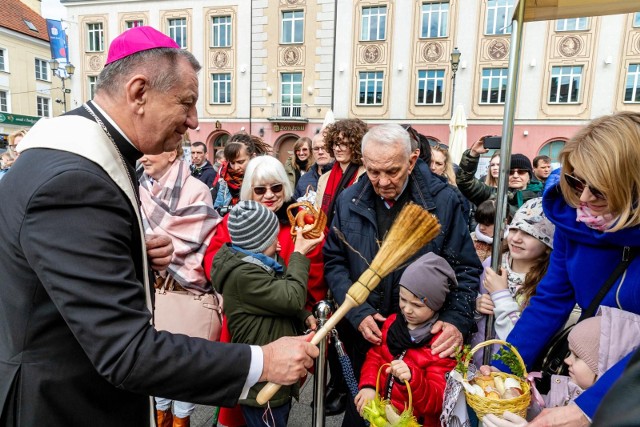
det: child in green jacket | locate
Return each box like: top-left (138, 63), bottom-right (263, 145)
top-left (211, 200), bottom-right (323, 427)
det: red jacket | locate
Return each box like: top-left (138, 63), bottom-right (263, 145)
top-left (359, 314), bottom-right (456, 427)
top-left (203, 214), bottom-right (327, 312)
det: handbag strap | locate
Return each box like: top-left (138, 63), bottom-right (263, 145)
top-left (579, 246), bottom-right (638, 321)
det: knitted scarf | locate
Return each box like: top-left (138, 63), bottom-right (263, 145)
top-left (219, 161), bottom-right (244, 206)
top-left (387, 313), bottom-right (438, 357)
top-left (320, 162), bottom-right (359, 222)
top-left (140, 160), bottom-right (222, 294)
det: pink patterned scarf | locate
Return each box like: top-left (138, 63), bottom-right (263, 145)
top-left (140, 160), bottom-right (222, 294)
top-left (576, 202), bottom-right (616, 232)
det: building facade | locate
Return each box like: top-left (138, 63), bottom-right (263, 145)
top-left (60, 0), bottom-right (640, 163)
top-left (0, 0), bottom-right (59, 145)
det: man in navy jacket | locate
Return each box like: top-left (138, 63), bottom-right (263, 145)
top-left (324, 123), bottom-right (481, 426)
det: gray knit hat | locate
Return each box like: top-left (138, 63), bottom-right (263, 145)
top-left (509, 197), bottom-right (555, 249)
top-left (228, 201), bottom-right (280, 253)
top-left (568, 316), bottom-right (601, 376)
top-left (399, 252), bottom-right (458, 312)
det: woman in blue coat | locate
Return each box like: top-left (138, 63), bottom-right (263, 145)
top-left (501, 112), bottom-right (640, 426)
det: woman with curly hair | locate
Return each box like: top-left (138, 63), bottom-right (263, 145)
top-left (284, 136), bottom-right (313, 191)
top-left (316, 118), bottom-right (368, 223)
top-left (212, 131), bottom-right (270, 213)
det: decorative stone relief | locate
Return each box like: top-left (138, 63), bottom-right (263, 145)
top-left (488, 39), bottom-right (509, 60)
top-left (89, 55), bottom-right (103, 72)
top-left (212, 50), bottom-right (228, 68)
top-left (283, 47), bottom-right (300, 66)
top-left (362, 44), bottom-right (382, 64)
top-left (559, 36), bottom-right (582, 57)
top-left (281, 0), bottom-right (304, 5)
top-left (422, 42), bottom-right (443, 62)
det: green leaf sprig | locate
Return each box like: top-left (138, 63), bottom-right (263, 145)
top-left (454, 344), bottom-right (472, 377)
top-left (492, 347), bottom-right (524, 378)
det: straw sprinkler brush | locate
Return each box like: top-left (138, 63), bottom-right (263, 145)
top-left (257, 202), bottom-right (441, 404)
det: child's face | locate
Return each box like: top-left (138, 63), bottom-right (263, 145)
top-left (262, 238), bottom-right (278, 257)
top-left (564, 350), bottom-right (597, 389)
top-left (507, 229), bottom-right (546, 261)
top-left (478, 222), bottom-right (494, 237)
top-left (399, 286), bottom-right (435, 329)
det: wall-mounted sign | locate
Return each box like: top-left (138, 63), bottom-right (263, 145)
top-left (0, 113), bottom-right (40, 127)
top-left (273, 123), bottom-right (305, 132)
top-left (215, 120), bottom-right (222, 129)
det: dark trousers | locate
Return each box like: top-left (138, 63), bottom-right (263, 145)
top-left (338, 319), bottom-right (376, 427)
top-left (241, 401), bottom-right (291, 427)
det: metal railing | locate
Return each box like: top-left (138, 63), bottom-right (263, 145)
top-left (269, 103), bottom-right (308, 121)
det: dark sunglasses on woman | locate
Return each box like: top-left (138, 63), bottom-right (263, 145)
top-left (253, 183), bottom-right (284, 195)
top-left (564, 173), bottom-right (606, 200)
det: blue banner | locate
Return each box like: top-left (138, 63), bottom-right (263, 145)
top-left (46, 19), bottom-right (68, 61)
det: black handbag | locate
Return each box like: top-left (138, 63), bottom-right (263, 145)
top-left (534, 246), bottom-right (637, 393)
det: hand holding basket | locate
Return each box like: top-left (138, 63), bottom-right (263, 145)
top-left (286, 201), bottom-right (327, 240)
top-left (463, 339), bottom-right (531, 420)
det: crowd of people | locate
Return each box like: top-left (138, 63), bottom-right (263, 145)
top-left (1, 24), bottom-right (639, 427)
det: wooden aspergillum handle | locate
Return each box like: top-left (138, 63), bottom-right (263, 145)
top-left (256, 296), bottom-right (357, 404)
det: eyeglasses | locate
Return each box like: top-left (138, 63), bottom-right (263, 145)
top-left (252, 183), bottom-right (284, 195)
top-left (332, 142), bottom-right (348, 151)
top-left (312, 146), bottom-right (327, 153)
top-left (564, 173), bottom-right (606, 200)
top-left (429, 140), bottom-right (449, 150)
top-left (509, 169), bottom-right (529, 176)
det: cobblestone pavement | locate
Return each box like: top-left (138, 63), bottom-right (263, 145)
top-left (190, 374), bottom-right (345, 427)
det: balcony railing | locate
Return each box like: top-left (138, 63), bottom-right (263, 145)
top-left (268, 103), bottom-right (308, 122)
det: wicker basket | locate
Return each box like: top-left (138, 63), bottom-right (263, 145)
top-left (361, 363), bottom-right (420, 427)
top-left (286, 201), bottom-right (327, 240)
top-left (463, 339), bottom-right (531, 420)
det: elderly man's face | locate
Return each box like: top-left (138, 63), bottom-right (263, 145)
top-left (312, 134), bottom-right (332, 167)
top-left (139, 56), bottom-right (199, 154)
top-left (363, 140), bottom-right (418, 199)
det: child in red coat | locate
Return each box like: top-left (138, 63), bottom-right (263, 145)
top-left (355, 253), bottom-right (458, 427)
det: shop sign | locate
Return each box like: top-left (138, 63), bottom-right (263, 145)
top-left (0, 113), bottom-right (41, 127)
top-left (273, 123), bottom-right (305, 132)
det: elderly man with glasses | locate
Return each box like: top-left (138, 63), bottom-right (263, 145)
top-left (0, 129), bottom-right (27, 180)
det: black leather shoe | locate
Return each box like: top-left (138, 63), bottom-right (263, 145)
top-left (324, 387), bottom-right (347, 416)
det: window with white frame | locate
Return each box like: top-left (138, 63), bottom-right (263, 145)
top-left (35, 58), bottom-right (49, 81)
top-left (36, 96), bottom-right (50, 117)
top-left (0, 48), bottom-right (6, 72)
top-left (126, 20), bottom-right (144, 29)
top-left (87, 23), bottom-right (104, 52)
top-left (486, 0), bottom-right (514, 35)
top-left (361, 6), bottom-right (387, 41)
top-left (635, 13), bottom-right (640, 27)
top-left (480, 68), bottom-right (508, 104)
top-left (420, 2), bottom-right (448, 38)
top-left (88, 76), bottom-right (98, 100)
top-left (416, 70), bottom-right (444, 104)
top-left (549, 65), bottom-right (582, 104)
top-left (0, 90), bottom-right (8, 113)
top-left (281, 10), bottom-right (304, 44)
top-left (168, 18), bottom-right (187, 48)
top-left (211, 73), bottom-right (231, 104)
top-left (556, 18), bottom-right (588, 31)
top-left (625, 64), bottom-right (640, 103)
top-left (212, 16), bottom-right (232, 47)
top-left (358, 71), bottom-right (384, 105)
top-left (280, 72), bottom-right (302, 117)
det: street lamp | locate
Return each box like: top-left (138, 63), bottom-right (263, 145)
top-left (450, 47), bottom-right (461, 116)
top-left (49, 59), bottom-right (75, 114)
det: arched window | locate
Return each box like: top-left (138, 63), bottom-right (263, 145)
top-left (537, 140), bottom-right (566, 163)
top-left (214, 133), bottom-right (229, 151)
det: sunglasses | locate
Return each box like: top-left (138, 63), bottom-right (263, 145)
top-left (509, 169), bottom-right (529, 176)
top-left (429, 140), bottom-right (449, 150)
top-left (253, 183), bottom-right (283, 195)
top-left (564, 173), bottom-right (606, 200)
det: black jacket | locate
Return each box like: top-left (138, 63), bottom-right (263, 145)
top-left (191, 160), bottom-right (216, 188)
top-left (0, 110), bottom-right (251, 426)
top-left (323, 159), bottom-right (482, 335)
top-left (293, 161), bottom-right (333, 199)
